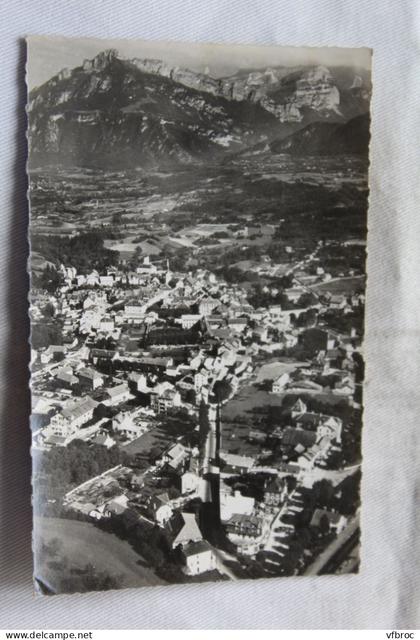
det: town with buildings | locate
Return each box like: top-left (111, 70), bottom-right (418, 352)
top-left (28, 42), bottom-right (369, 594)
top-left (31, 244), bottom-right (364, 590)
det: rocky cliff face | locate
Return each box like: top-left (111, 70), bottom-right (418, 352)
top-left (132, 58), bottom-right (370, 123)
top-left (28, 50), bottom-right (287, 167)
top-left (218, 65), bottom-right (341, 122)
top-left (28, 49), bottom-right (371, 168)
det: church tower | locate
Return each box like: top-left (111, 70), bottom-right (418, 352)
top-left (165, 259), bottom-right (172, 285)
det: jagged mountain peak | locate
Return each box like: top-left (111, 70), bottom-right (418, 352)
top-left (82, 48), bottom-right (120, 72)
top-left (28, 50), bottom-right (370, 169)
top-left (28, 51), bottom-right (288, 168)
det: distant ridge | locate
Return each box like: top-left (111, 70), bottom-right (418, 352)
top-left (269, 114), bottom-right (370, 155)
top-left (28, 49), bottom-right (371, 168)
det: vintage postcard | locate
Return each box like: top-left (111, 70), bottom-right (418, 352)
top-left (27, 35), bottom-right (370, 594)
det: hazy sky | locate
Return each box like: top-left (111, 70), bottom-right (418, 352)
top-left (27, 35), bottom-right (371, 89)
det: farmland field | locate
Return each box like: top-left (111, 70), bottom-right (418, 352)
top-left (309, 275), bottom-right (365, 294)
top-left (222, 383), bottom-right (285, 421)
top-left (222, 381), bottom-right (347, 424)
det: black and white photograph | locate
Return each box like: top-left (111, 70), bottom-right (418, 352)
top-left (27, 35), bottom-right (371, 595)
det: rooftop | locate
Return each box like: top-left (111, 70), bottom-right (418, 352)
top-left (182, 540), bottom-right (213, 557)
top-left (62, 396), bottom-right (99, 420)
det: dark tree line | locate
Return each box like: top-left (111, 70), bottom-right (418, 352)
top-left (33, 440), bottom-right (132, 514)
top-left (32, 231), bottom-right (119, 272)
top-left (32, 320), bottom-right (64, 349)
top-left (33, 264), bottom-right (64, 293)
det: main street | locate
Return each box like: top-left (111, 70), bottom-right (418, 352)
top-left (262, 488), bottom-right (298, 554)
top-left (198, 403), bottom-right (219, 503)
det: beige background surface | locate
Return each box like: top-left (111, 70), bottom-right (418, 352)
top-left (0, 0), bottom-right (419, 629)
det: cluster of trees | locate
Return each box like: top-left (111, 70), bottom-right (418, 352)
top-left (174, 167), bottom-right (363, 245)
top-left (247, 402), bottom-right (290, 430)
top-left (111, 211), bottom-right (125, 226)
top-left (266, 241), bottom-right (301, 262)
top-left (33, 440), bottom-right (132, 513)
top-left (32, 320), bottom-right (64, 350)
top-left (283, 394), bottom-right (362, 465)
top-left (246, 279), bottom-right (297, 310)
top-left (212, 230), bottom-right (230, 239)
top-left (341, 414), bottom-right (363, 465)
top-left (223, 472), bottom-right (271, 502)
top-left (33, 264), bottom-right (63, 293)
top-left (316, 243), bottom-right (366, 277)
top-left (92, 336), bottom-right (116, 350)
top-left (282, 394), bottom-right (355, 422)
top-left (295, 475), bottom-right (360, 522)
top-left (159, 409), bottom-right (196, 435)
top-left (322, 307), bottom-right (365, 339)
top-left (218, 265), bottom-right (258, 284)
top-left (335, 471), bottom-right (361, 515)
top-left (293, 308), bottom-right (318, 329)
top-left (254, 475), bottom-right (360, 577)
top-left (144, 326), bottom-right (202, 347)
top-left (296, 477), bottom-right (360, 525)
top-left (212, 379), bottom-right (233, 403)
top-left (41, 302), bottom-right (56, 318)
top-left (196, 237), bottom-right (221, 246)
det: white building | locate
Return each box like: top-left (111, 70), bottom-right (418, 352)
top-left (150, 492), bottom-right (173, 526)
top-left (198, 297), bottom-right (219, 316)
top-left (123, 304), bottom-right (145, 322)
top-left (194, 371), bottom-right (208, 393)
top-left (220, 490), bottom-right (255, 522)
top-left (99, 275), bottom-right (114, 287)
top-left (162, 443), bottom-right (189, 470)
top-left (268, 305), bottom-right (283, 320)
top-left (129, 372), bottom-right (149, 393)
top-left (99, 317), bottom-right (115, 333)
top-left (79, 309), bottom-right (102, 333)
top-left (183, 541), bottom-right (216, 576)
top-left (150, 388), bottom-right (181, 414)
top-left (181, 471), bottom-right (200, 494)
top-left (221, 453), bottom-right (255, 472)
top-left (78, 367), bottom-right (104, 390)
top-left (317, 416), bottom-right (342, 443)
top-left (179, 314), bottom-right (202, 330)
top-left (45, 397), bottom-right (99, 443)
top-left (104, 382), bottom-right (132, 406)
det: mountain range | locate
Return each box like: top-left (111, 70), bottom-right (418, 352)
top-left (28, 49), bottom-right (371, 168)
top-left (267, 113), bottom-right (370, 155)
